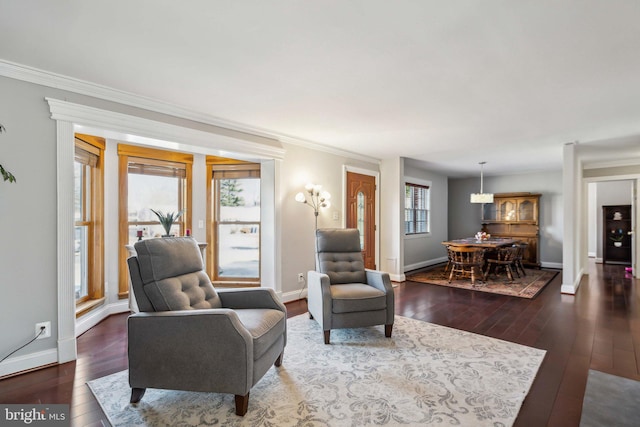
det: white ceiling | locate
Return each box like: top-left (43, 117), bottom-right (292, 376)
top-left (1, 0), bottom-right (640, 177)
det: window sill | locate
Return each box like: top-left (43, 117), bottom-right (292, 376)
top-left (404, 233), bottom-right (432, 240)
top-left (76, 297), bottom-right (106, 318)
top-left (213, 282), bottom-right (260, 288)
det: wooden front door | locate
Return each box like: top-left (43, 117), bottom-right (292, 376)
top-left (346, 171), bottom-right (376, 269)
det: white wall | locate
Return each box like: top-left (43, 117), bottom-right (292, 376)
top-left (448, 170), bottom-right (564, 267)
top-left (0, 76), bottom-right (59, 370)
top-left (277, 142), bottom-right (379, 299)
top-left (587, 183), bottom-right (597, 257)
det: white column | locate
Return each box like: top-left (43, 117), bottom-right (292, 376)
top-left (561, 142), bottom-right (579, 294)
top-left (56, 120), bottom-right (77, 362)
top-left (379, 157), bottom-right (405, 281)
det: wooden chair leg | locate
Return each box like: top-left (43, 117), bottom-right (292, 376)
top-left (235, 393), bottom-right (249, 416)
top-left (506, 265), bottom-right (514, 282)
top-left (483, 263), bottom-right (492, 281)
top-left (448, 266), bottom-right (456, 283)
top-left (274, 352), bottom-right (283, 367)
top-left (324, 330), bottom-right (331, 344)
top-left (130, 388), bottom-right (146, 404)
top-left (518, 261), bottom-right (527, 276)
top-left (512, 263), bottom-right (521, 278)
top-left (385, 324), bottom-right (393, 337)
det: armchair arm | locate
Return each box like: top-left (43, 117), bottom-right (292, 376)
top-left (365, 269), bottom-right (393, 293)
top-left (217, 287), bottom-right (286, 313)
top-left (366, 269), bottom-right (395, 325)
top-left (307, 270), bottom-right (333, 330)
top-left (127, 309), bottom-right (254, 395)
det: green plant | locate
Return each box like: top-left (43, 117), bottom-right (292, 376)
top-left (0, 124), bottom-right (16, 183)
top-left (151, 209), bottom-right (184, 236)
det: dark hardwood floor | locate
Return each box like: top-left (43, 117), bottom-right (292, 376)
top-left (0, 260), bottom-right (638, 426)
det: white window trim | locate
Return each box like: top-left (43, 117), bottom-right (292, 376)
top-left (404, 178), bottom-right (432, 237)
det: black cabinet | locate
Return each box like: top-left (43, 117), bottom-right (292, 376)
top-left (603, 205), bottom-right (632, 265)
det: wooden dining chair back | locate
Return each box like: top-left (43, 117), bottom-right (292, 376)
top-left (447, 246), bottom-right (485, 285)
top-left (483, 245), bottom-right (519, 282)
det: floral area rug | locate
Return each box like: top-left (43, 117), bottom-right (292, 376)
top-left (88, 315), bottom-right (545, 426)
top-left (407, 265), bottom-right (558, 298)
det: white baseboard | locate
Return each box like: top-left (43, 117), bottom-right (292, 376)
top-left (404, 256), bottom-right (448, 274)
top-left (76, 300), bottom-right (130, 337)
top-left (389, 273), bottom-right (406, 282)
top-left (594, 257), bottom-right (603, 264)
top-left (540, 261), bottom-right (563, 269)
top-left (561, 268), bottom-right (584, 295)
top-left (57, 336), bottom-right (77, 364)
top-left (0, 348), bottom-right (58, 378)
top-left (588, 252), bottom-right (596, 258)
top-left (281, 288), bottom-right (307, 303)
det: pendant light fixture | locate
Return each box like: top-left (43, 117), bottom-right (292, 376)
top-left (470, 161), bottom-right (494, 203)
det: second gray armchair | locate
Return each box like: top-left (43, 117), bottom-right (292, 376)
top-left (307, 228), bottom-right (394, 344)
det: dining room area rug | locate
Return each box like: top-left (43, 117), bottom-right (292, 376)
top-left (88, 315), bottom-right (546, 426)
top-left (406, 265), bottom-right (558, 298)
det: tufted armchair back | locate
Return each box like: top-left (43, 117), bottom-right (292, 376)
top-left (315, 228), bottom-right (367, 285)
top-left (130, 237), bottom-right (222, 311)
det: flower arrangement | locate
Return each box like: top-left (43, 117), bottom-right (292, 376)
top-left (475, 231), bottom-right (491, 241)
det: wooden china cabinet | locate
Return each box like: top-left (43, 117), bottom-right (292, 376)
top-left (481, 192), bottom-right (541, 268)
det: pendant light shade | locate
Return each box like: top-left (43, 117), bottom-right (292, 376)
top-left (470, 161), bottom-right (494, 203)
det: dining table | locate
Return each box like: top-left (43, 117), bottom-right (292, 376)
top-left (441, 237), bottom-right (517, 249)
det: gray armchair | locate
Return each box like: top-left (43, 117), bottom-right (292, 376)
top-left (126, 237), bottom-right (286, 416)
top-left (307, 228), bottom-right (394, 344)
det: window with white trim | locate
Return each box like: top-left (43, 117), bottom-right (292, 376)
top-left (405, 183), bottom-right (430, 234)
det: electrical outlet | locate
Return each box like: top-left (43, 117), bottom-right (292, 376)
top-left (35, 321), bottom-right (51, 340)
top-left (297, 273), bottom-right (305, 283)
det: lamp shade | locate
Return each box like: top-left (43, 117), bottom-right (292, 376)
top-left (470, 193), bottom-right (494, 204)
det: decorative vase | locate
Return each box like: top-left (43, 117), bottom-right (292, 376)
top-left (614, 241), bottom-right (622, 247)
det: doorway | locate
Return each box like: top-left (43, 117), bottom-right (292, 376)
top-left (587, 179), bottom-right (635, 274)
top-left (346, 171), bottom-right (376, 269)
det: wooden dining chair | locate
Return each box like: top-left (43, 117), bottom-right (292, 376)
top-left (483, 245), bottom-right (519, 282)
top-left (512, 242), bottom-right (528, 277)
top-left (447, 246), bottom-right (485, 286)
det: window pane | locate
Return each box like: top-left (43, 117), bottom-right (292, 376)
top-left (217, 224), bottom-right (260, 278)
top-left (74, 226), bottom-right (88, 300)
top-left (405, 184), bottom-right (430, 235)
top-left (74, 162), bottom-right (84, 221)
top-left (219, 178), bottom-right (260, 222)
top-left (405, 185), bottom-right (414, 209)
top-left (357, 191), bottom-right (365, 250)
top-left (128, 174), bottom-right (181, 222)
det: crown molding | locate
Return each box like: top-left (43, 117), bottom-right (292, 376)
top-left (0, 59), bottom-right (277, 139)
top-left (1, 59), bottom-right (379, 164)
top-left (582, 158), bottom-right (640, 170)
top-left (278, 135), bottom-right (380, 165)
top-left (46, 98), bottom-right (286, 160)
